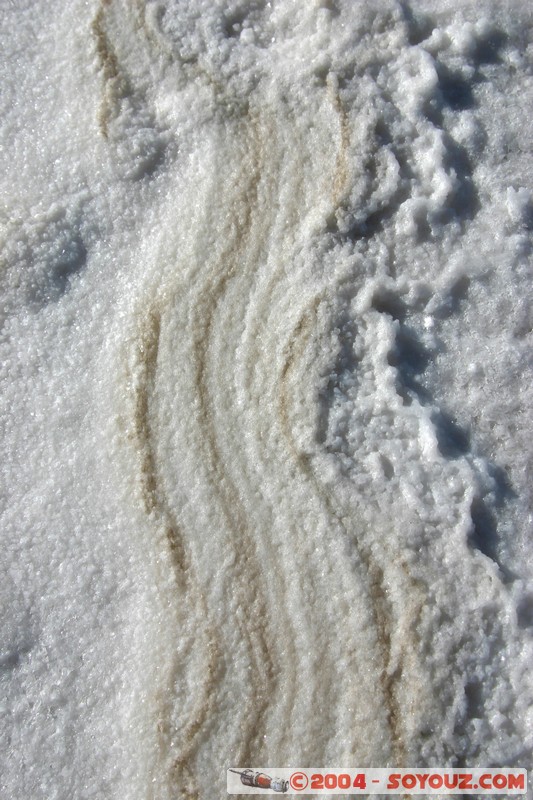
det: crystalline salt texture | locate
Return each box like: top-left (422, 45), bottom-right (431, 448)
top-left (0, 1), bottom-right (532, 799)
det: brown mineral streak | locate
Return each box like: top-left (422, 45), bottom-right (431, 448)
top-left (190, 113), bottom-right (278, 767)
top-left (132, 307), bottom-right (219, 800)
top-left (91, 0), bottom-right (127, 138)
top-left (120, 13), bottom-right (423, 792)
top-left (277, 302), bottom-right (417, 768)
top-left (327, 74), bottom-right (351, 207)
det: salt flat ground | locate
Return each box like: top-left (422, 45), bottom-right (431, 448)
top-left (1, 1), bottom-right (532, 798)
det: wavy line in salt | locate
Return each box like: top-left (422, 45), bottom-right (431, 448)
top-left (129, 307), bottom-right (220, 800)
top-left (276, 296), bottom-right (437, 769)
top-left (279, 303), bottom-right (405, 762)
top-left (193, 106), bottom-right (321, 761)
top-left (186, 114), bottom-right (285, 768)
top-left (97, 6), bottom-right (295, 783)
top-left (92, 7), bottom-right (221, 790)
top-left (209, 84), bottom-right (381, 762)
top-left (102, 0), bottom-right (426, 781)
top-left (251, 78), bottom-right (429, 764)
top-left (91, 0), bottom-right (126, 139)
top-left (227, 82), bottom-right (402, 763)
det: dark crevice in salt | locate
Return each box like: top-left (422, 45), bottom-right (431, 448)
top-left (316, 313), bottom-right (358, 448)
top-left (397, 1), bottom-right (434, 47)
top-left (432, 411), bottom-right (470, 458)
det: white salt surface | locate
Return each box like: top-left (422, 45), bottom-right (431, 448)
top-left (1, 1), bottom-right (533, 798)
